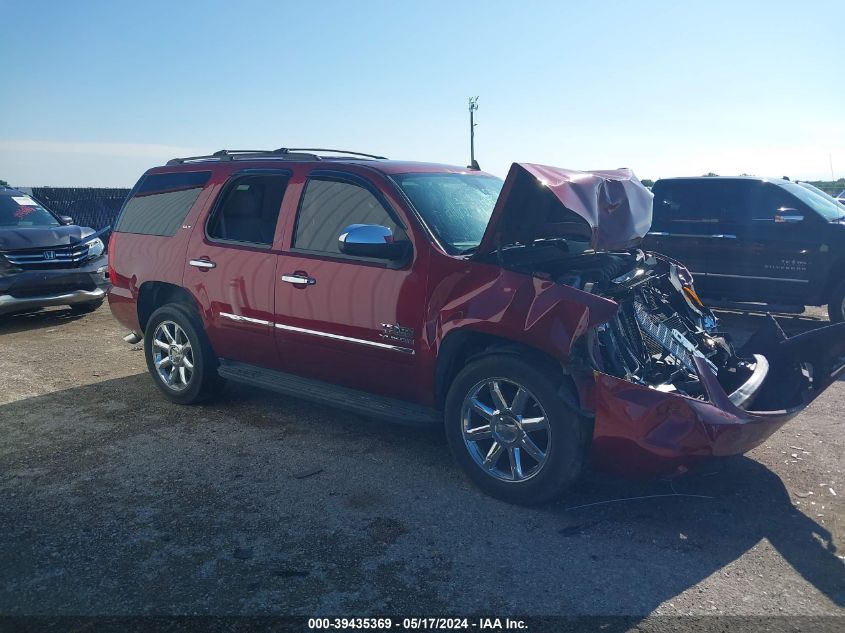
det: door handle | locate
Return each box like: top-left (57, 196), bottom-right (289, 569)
top-left (281, 274), bottom-right (316, 286)
top-left (189, 258), bottom-right (216, 269)
top-left (710, 234), bottom-right (737, 239)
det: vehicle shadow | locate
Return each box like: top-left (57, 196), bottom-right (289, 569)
top-left (0, 374), bottom-right (841, 615)
top-left (551, 459), bottom-right (844, 611)
top-left (0, 307), bottom-right (87, 335)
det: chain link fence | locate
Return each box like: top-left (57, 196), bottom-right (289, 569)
top-left (22, 187), bottom-right (130, 248)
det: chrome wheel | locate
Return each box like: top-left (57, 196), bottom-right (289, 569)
top-left (460, 378), bottom-right (551, 482)
top-left (151, 320), bottom-right (195, 392)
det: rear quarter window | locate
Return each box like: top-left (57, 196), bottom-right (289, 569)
top-left (115, 171), bottom-right (211, 236)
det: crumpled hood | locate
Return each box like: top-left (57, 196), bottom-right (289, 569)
top-left (0, 225), bottom-right (95, 251)
top-left (475, 163), bottom-right (653, 255)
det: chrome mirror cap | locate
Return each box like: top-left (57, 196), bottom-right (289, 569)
top-left (338, 224), bottom-right (408, 260)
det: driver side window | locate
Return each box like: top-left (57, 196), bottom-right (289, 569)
top-left (754, 184), bottom-right (801, 221)
top-left (293, 177), bottom-right (404, 255)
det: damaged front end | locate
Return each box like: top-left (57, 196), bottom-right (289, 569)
top-left (476, 163), bottom-right (845, 475)
top-left (577, 252), bottom-right (845, 475)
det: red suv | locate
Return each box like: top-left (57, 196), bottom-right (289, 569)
top-left (108, 148), bottom-right (845, 504)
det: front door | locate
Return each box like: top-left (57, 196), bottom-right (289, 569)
top-left (737, 182), bottom-right (823, 303)
top-left (183, 170), bottom-right (290, 369)
top-left (273, 171), bottom-right (426, 403)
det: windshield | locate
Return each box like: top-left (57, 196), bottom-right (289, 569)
top-left (393, 173), bottom-right (503, 254)
top-left (797, 182), bottom-right (845, 207)
top-left (780, 182), bottom-right (845, 220)
top-left (0, 194), bottom-right (60, 227)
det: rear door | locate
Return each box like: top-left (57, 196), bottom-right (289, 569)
top-left (183, 169), bottom-right (290, 369)
top-left (648, 179), bottom-right (751, 300)
top-left (272, 169), bottom-right (427, 403)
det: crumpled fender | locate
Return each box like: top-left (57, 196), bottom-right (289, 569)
top-left (429, 264), bottom-right (618, 362)
top-left (590, 318), bottom-right (845, 476)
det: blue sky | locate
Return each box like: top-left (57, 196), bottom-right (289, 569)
top-left (1, 0), bottom-right (843, 186)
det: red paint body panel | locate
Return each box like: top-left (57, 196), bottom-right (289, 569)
top-left (267, 166), bottom-right (433, 402)
top-left (427, 257), bottom-right (618, 363)
top-left (106, 180), bottom-right (211, 333)
top-left (180, 173), bottom-right (282, 368)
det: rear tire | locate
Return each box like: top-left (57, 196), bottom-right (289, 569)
top-left (70, 299), bottom-right (104, 314)
top-left (444, 354), bottom-right (589, 505)
top-left (828, 280), bottom-right (845, 323)
top-left (144, 304), bottom-right (223, 404)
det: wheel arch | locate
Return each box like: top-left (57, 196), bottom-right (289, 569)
top-left (137, 281), bottom-right (202, 333)
top-left (434, 328), bottom-right (574, 412)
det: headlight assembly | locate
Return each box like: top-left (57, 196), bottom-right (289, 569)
top-left (85, 237), bottom-right (105, 259)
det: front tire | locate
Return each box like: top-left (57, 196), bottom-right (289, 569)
top-left (144, 304), bottom-right (223, 404)
top-left (444, 354), bottom-right (589, 505)
top-left (828, 279), bottom-right (845, 323)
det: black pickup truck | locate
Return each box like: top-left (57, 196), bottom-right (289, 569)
top-left (643, 177), bottom-right (845, 321)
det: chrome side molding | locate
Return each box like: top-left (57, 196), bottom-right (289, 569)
top-left (217, 312), bottom-right (414, 355)
top-left (274, 322), bottom-right (414, 354)
top-left (219, 312), bottom-right (273, 327)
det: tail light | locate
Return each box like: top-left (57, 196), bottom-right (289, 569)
top-left (107, 232), bottom-right (117, 282)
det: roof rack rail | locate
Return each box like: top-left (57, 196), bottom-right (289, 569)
top-left (166, 147), bottom-right (387, 166)
top-left (166, 149), bottom-right (316, 165)
top-left (281, 148), bottom-right (388, 160)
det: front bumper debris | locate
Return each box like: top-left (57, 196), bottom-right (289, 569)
top-left (589, 318), bottom-right (845, 475)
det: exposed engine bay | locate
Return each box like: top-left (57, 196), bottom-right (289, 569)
top-left (500, 241), bottom-right (776, 410)
top-left (471, 164), bottom-right (845, 472)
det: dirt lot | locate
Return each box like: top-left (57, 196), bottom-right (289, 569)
top-left (0, 305), bottom-right (842, 618)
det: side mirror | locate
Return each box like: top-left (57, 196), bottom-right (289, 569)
top-left (774, 208), bottom-right (803, 223)
top-left (59, 215), bottom-right (74, 225)
top-left (338, 224), bottom-right (409, 260)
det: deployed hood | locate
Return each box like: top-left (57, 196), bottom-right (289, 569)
top-left (0, 225), bottom-right (96, 251)
top-left (475, 163), bottom-right (653, 255)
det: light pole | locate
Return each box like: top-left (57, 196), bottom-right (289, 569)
top-left (468, 96), bottom-right (479, 170)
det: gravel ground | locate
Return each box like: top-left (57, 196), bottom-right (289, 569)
top-left (0, 305), bottom-right (842, 618)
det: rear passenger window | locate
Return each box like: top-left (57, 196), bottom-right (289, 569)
top-left (652, 180), bottom-right (752, 232)
top-left (116, 171), bottom-right (211, 236)
top-left (293, 177), bottom-right (404, 255)
top-left (207, 174), bottom-right (288, 246)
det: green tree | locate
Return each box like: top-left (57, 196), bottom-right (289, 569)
top-left (0, 179), bottom-right (9, 188)
top-left (640, 178), bottom-right (654, 187)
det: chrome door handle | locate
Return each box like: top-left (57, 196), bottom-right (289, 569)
top-left (281, 274), bottom-right (316, 285)
top-left (189, 258), bottom-right (216, 269)
top-left (710, 234), bottom-right (737, 239)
